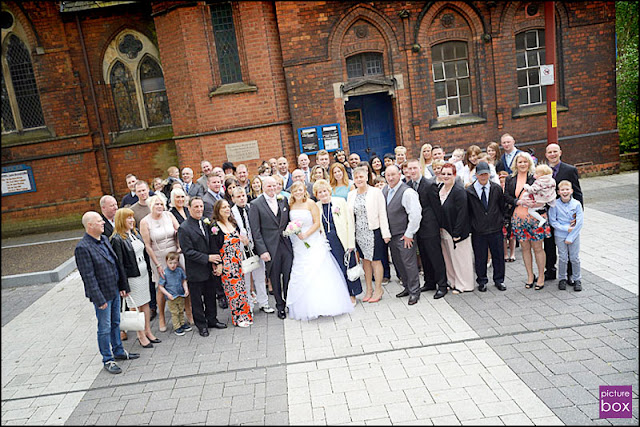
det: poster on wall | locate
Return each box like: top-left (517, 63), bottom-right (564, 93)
top-left (322, 125), bottom-right (339, 150)
top-left (297, 123), bottom-right (342, 155)
top-left (2, 165), bottom-right (36, 196)
top-left (300, 128), bottom-right (319, 153)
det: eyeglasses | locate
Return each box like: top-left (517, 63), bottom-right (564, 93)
top-left (440, 172), bottom-right (454, 176)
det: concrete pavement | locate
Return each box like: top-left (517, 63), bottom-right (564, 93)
top-left (1, 172), bottom-right (638, 425)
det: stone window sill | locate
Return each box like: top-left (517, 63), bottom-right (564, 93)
top-left (429, 114), bottom-right (486, 130)
top-left (110, 125), bottom-right (173, 145)
top-left (1, 127), bottom-right (55, 147)
top-left (209, 82), bottom-right (257, 97)
top-left (512, 103), bottom-right (568, 119)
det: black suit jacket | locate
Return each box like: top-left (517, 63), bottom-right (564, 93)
top-left (554, 161), bottom-right (583, 205)
top-left (414, 177), bottom-right (444, 238)
top-left (249, 195), bottom-right (292, 258)
top-left (101, 213), bottom-right (114, 239)
top-left (178, 217), bottom-right (215, 282)
top-left (466, 181), bottom-right (505, 235)
top-left (440, 183), bottom-right (470, 243)
top-left (110, 230), bottom-right (143, 278)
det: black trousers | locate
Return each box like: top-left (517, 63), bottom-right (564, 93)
top-left (189, 276), bottom-right (218, 331)
top-left (416, 234), bottom-right (448, 290)
top-left (266, 239), bottom-right (293, 312)
top-left (471, 230), bottom-right (505, 285)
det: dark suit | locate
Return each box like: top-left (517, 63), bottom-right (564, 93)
top-left (120, 192), bottom-right (138, 208)
top-left (178, 216), bottom-right (219, 331)
top-left (412, 177), bottom-right (447, 291)
top-left (278, 173), bottom-right (294, 190)
top-left (101, 214), bottom-right (114, 239)
top-left (495, 150), bottom-right (522, 175)
top-left (545, 161), bottom-right (583, 276)
top-left (249, 194), bottom-right (293, 312)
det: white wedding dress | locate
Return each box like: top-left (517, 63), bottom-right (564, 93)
top-left (286, 209), bottom-right (354, 321)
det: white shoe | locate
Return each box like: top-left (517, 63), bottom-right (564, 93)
top-left (260, 305), bottom-right (275, 313)
top-left (538, 219), bottom-right (546, 228)
top-left (237, 320), bottom-right (251, 328)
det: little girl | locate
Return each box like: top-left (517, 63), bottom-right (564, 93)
top-left (522, 164), bottom-right (557, 228)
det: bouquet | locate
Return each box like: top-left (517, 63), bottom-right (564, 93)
top-left (283, 220), bottom-right (310, 248)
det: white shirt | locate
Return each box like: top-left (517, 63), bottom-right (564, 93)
top-left (386, 183), bottom-right (422, 239)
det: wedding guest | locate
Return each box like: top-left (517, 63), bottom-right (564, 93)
top-left (273, 174), bottom-right (291, 200)
top-left (223, 177), bottom-right (239, 206)
top-left (495, 133), bottom-right (522, 175)
top-left (383, 153), bottom-right (395, 171)
top-left (298, 153), bottom-right (312, 183)
top-left (347, 166), bottom-right (391, 303)
top-left (110, 208), bottom-right (161, 348)
top-left (499, 170), bottom-right (517, 262)
top-left (258, 163), bottom-right (271, 177)
top-left (333, 149), bottom-right (352, 179)
top-left (394, 146), bottom-right (408, 167)
top-left (311, 164), bottom-right (329, 184)
top-left (268, 158), bottom-right (278, 173)
top-left (181, 167), bottom-right (198, 197)
top-left (329, 162), bottom-right (354, 200)
top-left (210, 200), bottom-right (253, 327)
top-left (432, 159), bottom-right (446, 185)
top-left (439, 163), bottom-right (475, 293)
top-left (158, 252), bottom-right (192, 336)
top-left (419, 143), bottom-right (434, 179)
top-left (369, 155), bottom-right (384, 179)
top-left (249, 175), bottom-right (263, 202)
top-left (152, 177), bottom-right (169, 207)
top-left (431, 145), bottom-right (445, 162)
top-left (316, 149), bottom-right (331, 171)
top-left (504, 152), bottom-right (550, 290)
top-left (373, 175), bottom-right (386, 189)
top-left (276, 156), bottom-right (293, 189)
top-left (461, 145), bottom-right (499, 187)
top-left (203, 174), bottom-right (225, 220)
top-left (76, 211), bottom-right (138, 374)
top-left (140, 195), bottom-right (186, 332)
top-left (314, 179), bottom-right (362, 305)
top-left (100, 194), bottom-right (118, 240)
top-left (358, 161), bottom-right (376, 186)
top-left (486, 141), bottom-right (501, 166)
top-left (236, 164), bottom-right (251, 194)
top-left (169, 187), bottom-right (190, 224)
top-left (196, 160), bottom-right (213, 190)
top-left (348, 152), bottom-right (361, 171)
top-left (290, 169), bottom-right (315, 198)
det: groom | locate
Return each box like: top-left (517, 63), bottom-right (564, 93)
top-left (249, 176), bottom-right (293, 319)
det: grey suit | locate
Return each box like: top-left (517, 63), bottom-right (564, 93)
top-left (202, 190), bottom-right (224, 220)
top-left (249, 194), bottom-right (293, 312)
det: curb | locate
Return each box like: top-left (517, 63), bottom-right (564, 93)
top-left (1, 257), bottom-right (76, 288)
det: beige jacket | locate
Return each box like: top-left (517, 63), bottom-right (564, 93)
top-left (316, 197), bottom-right (355, 250)
top-left (346, 185), bottom-right (391, 239)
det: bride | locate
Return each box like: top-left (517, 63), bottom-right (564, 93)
top-left (286, 182), bottom-right (354, 321)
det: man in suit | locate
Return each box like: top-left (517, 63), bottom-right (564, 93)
top-left (289, 169), bottom-right (315, 201)
top-left (495, 133), bottom-right (521, 175)
top-left (249, 176), bottom-right (294, 319)
top-left (348, 152), bottom-right (361, 170)
top-left (276, 157), bottom-right (294, 189)
top-left (120, 174), bottom-right (139, 208)
top-left (316, 150), bottom-right (331, 171)
top-left (383, 165), bottom-right (422, 305)
top-left (75, 211), bottom-right (139, 374)
top-left (178, 197), bottom-right (227, 337)
top-left (544, 143), bottom-right (584, 283)
top-left (466, 162), bottom-right (507, 292)
top-left (298, 153), bottom-right (312, 183)
top-left (182, 167), bottom-right (204, 198)
top-left (99, 195), bottom-right (118, 239)
top-left (202, 174), bottom-right (225, 220)
top-left (197, 160), bottom-right (214, 190)
top-left (405, 159), bottom-right (449, 299)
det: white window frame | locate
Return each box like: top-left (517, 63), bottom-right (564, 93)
top-left (516, 29), bottom-right (546, 107)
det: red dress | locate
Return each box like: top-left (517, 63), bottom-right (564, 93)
top-left (220, 230), bottom-right (252, 326)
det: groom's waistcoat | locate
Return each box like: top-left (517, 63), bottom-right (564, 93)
top-left (384, 183), bottom-right (409, 237)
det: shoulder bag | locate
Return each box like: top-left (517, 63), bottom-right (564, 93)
top-left (344, 250), bottom-right (364, 282)
top-left (241, 245), bottom-right (260, 274)
top-left (119, 295), bottom-right (146, 332)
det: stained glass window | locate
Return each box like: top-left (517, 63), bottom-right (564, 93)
top-left (110, 61), bottom-right (141, 131)
top-left (210, 2), bottom-right (242, 84)
top-left (140, 57), bottom-right (171, 127)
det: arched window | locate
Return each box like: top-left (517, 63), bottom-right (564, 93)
top-left (516, 29), bottom-right (546, 106)
top-left (431, 41), bottom-right (471, 117)
top-left (209, 1), bottom-right (242, 84)
top-left (1, 22), bottom-right (45, 133)
top-left (346, 52), bottom-right (383, 79)
top-left (103, 31), bottom-right (171, 132)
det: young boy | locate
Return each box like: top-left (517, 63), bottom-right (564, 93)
top-left (158, 252), bottom-right (192, 335)
top-left (548, 180), bottom-right (584, 291)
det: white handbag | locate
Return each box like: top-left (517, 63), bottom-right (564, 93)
top-left (344, 250), bottom-right (364, 282)
top-left (119, 295), bottom-right (145, 332)
top-left (241, 245), bottom-right (261, 274)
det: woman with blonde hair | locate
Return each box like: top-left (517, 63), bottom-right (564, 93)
top-left (310, 165), bottom-right (329, 184)
top-left (419, 143), bottom-right (434, 179)
top-left (110, 208), bottom-right (161, 347)
top-left (329, 162), bottom-right (354, 200)
top-left (248, 175), bottom-right (263, 202)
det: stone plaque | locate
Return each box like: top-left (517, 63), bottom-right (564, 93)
top-left (225, 140), bottom-right (260, 163)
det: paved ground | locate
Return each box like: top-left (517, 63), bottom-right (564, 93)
top-left (1, 172), bottom-right (638, 425)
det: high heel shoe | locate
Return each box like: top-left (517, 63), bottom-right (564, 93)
top-left (362, 293), bottom-right (372, 302)
top-left (140, 340), bottom-right (153, 348)
top-left (368, 289), bottom-right (384, 303)
top-left (534, 278), bottom-right (545, 290)
top-left (147, 337), bottom-right (162, 344)
top-left (525, 275), bottom-right (537, 289)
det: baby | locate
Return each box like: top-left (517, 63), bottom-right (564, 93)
top-left (522, 164), bottom-right (557, 227)
top-left (450, 148), bottom-right (465, 176)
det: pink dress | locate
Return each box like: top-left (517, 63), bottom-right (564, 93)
top-left (147, 211), bottom-right (184, 283)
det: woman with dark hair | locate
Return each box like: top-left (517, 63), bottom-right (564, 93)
top-left (333, 149), bottom-right (353, 179)
top-left (358, 161), bottom-right (376, 187)
top-left (382, 153), bottom-right (395, 174)
top-left (223, 177), bottom-right (239, 206)
top-left (369, 155), bottom-right (384, 179)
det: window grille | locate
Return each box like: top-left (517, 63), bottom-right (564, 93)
top-left (110, 61), bottom-right (141, 131)
top-left (210, 2), bottom-right (242, 84)
top-left (140, 57), bottom-right (171, 127)
top-left (516, 29), bottom-right (546, 106)
top-left (432, 41), bottom-right (471, 117)
top-left (346, 53), bottom-right (383, 79)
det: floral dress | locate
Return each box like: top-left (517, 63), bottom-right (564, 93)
top-left (219, 227), bottom-right (253, 326)
top-left (511, 176), bottom-right (552, 242)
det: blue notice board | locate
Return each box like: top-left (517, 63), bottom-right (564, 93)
top-left (297, 123), bottom-right (342, 155)
top-left (2, 164), bottom-right (36, 196)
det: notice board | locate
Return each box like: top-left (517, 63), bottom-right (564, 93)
top-left (297, 123), bottom-right (342, 155)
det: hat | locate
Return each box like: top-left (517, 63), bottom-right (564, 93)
top-left (475, 161), bottom-right (490, 175)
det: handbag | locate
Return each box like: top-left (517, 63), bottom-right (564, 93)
top-left (344, 250), bottom-right (364, 282)
top-left (119, 295), bottom-right (145, 332)
top-left (241, 245), bottom-right (260, 274)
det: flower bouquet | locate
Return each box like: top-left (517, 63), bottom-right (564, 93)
top-left (283, 220), bottom-right (310, 248)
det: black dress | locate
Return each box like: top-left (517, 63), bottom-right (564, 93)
top-left (321, 202), bottom-right (363, 297)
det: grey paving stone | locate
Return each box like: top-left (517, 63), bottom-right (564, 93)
top-left (265, 394), bottom-right (289, 414)
top-left (547, 362), bottom-right (589, 375)
top-left (542, 337), bottom-right (576, 353)
top-left (489, 344), bottom-right (521, 360)
top-left (548, 373), bottom-right (579, 388)
top-left (206, 408), bottom-right (231, 424)
top-left (558, 385), bottom-right (598, 405)
top-left (116, 412), bottom-right (152, 425)
top-left (504, 357), bottom-right (538, 374)
top-left (512, 340), bottom-right (549, 353)
top-left (95, 410), bottom-right (122, 425)
top-left (148, 409), bottom-right (174, 425)
top-left (265, 411), bottom-right (290, 425)
top-left (552, 406), bottom-right (594, 425)
top-left (534, 387), bottom-right (574, 408)
top-left (570, 371), bottom-right (605, 391)
top-left (580, 358), bottom-right (620, 376)
top-left (610, 359), bottom-right (639, 373)
top-left (530, 348), bottom-right (565, 365)
top-left (517, 372), bottom-right (554, 390)
top-left (121, 396), bottom-right (150, 415)
top-left (175, 410), bottom-right (208, 425)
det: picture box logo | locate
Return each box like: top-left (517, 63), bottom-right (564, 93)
top-left (600, 385), bottom-right (632, 418)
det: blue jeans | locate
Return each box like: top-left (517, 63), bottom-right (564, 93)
top-left (94, 294), bottom-right (126, 364)
top-left (555, 235), bottom-right (581, 281)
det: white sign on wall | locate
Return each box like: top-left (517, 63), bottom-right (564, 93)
top-left (540, 64), bottom-right (554, 86)
top-left (225, 140), bottom-right (260, 163)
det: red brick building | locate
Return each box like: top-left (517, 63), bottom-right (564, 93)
top-left (1, 1), bottom-right (618, 235)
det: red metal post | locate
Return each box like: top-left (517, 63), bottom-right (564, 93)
top-left (544, 1), bottom-right (558, 145)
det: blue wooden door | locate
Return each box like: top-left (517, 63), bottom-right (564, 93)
top-left (344, 92), bottom-right (396, 161)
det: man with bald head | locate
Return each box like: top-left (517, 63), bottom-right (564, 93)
top-left (276, 156), bottom-right (293, 189)
top-left (75, 212), bottom-right (139, 374)
top-left (495, 133), bottom-right (522, 175)
top-left (99, 195), bottom-right (118, 238)
top-left (544, 143), bottom-right (583, 283)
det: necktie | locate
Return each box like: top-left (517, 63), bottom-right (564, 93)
top-left (413, 180), bottom-right (419, 191)
top-left (387, 188), bottom-right (395, 205)
top-left (239, 206), bottom-right (248, 231)
top-left (199, 220), bottom-right (206, 237)
top-left (481, 186), bottom-right (488, 210)
top-left (185, 183), bottom-right (190, 193)
top-left (268, 197), bottom-right (278, 215)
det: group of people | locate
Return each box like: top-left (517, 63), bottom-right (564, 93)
top-left (77, 135), bottom-right (584, 374)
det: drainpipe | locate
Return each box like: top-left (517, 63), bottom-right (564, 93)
top-left (75, 13), bottom-right (115, 196)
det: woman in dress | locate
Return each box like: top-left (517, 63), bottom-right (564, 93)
top-left (329, 162), bottom-right (354, 200)
top-left (504, 152), bottom-right (551, 290)
top-left (439, 163), bottom-right (475, 293)
top-left (210, 199), bottom-right (253, 327)
top-left (369, 155), bottom-right (384, 180)
top-left (314, 179), bottom-right (362, 305)
top-left (486, 141), bottom-right (501, 167)
top-left (248, 175), bottom-right (263, 202)
top-left (286, 182), bottom-right (354, 320)
top-left (169, 187), bottom-right (190, 224)
top-left (346, 166), bottom-right (391, 303)
top-left (110, 208), bottom-right (160, 348)
top-left (419, 143), bottom-right (434, 179)
top-left (461, 145), bottom-right (500, 188)
top-left (140, 195), bottom-right (186, 332)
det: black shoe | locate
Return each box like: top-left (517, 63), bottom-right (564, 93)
top-left (408, 295), bottom-right (419, 305)
top-left (525, 275), bottom-right (537, 289)
top-left (199, 328), bottom-right (209, 337)
top-left (433, 288), bottom-right (448, 299)
top-left (149, 309), bottom-right (157, 321)
top-left (114, 350), bottom-right (140, 360)
top-left (268, 290), bottom-right (274, 295)
top-left (218, 298), bottom-right (228, 309)
top-left (208, 321), bottom-right (227, 329)
top-left (182, 324), bottom-right (193, 332)
top-left (420, 285), bottom-right (436, 293)
top-left (495, 283), bottom-right (507, 291)
top-left (277, 310), bottom-right (286, 319)
top-left (544, 270), bottom-right (556, 281)
top-left (558, 279), bottom-right (567, 290)
top-left (141, 342), bottom-right (154, 348)
top-left (396, 289), bottom-right (410, 298)
top-left (573, 280), bottom-right (582, 292)
top-left (567, 278), bottom-right (575, 286)
top-left (147, 337), bottom-right (162, 344)
top-left (478, 283), bottom-right (487, 292)
top-left (104, 361), bottom-right (122, 374)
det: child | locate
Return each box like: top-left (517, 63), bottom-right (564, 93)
top-left (158, 252), bottom-right (192, 336)
top-left (548, 180), bottom-right (584, 291)
top-left (373, 175), bottom-right (386, 190)
top-left (522, 164), bottom-right (557, 228)
top-left (450, 148), bottom-right (465, 176)
top-left (499, 170), bottom-right (516, 262)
